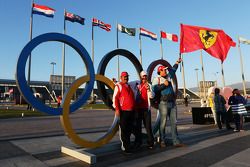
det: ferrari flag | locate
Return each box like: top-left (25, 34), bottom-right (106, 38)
top-left (180, 24), bottom-right (236, 62)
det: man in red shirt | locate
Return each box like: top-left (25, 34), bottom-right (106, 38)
top-left (134, 71), bottom-right (155, 149)
top-left (113, 71), bottom-right (135, 154)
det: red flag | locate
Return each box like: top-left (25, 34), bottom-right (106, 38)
top-left (161, 31), bottom-right (178, 42)
top-left (180, 24), bottom-right (236, 62)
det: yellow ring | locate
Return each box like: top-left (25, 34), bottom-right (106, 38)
top-left (60, 74), bottom-right (118, 148)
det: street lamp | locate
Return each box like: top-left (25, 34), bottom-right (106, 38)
top-left (50, 62), bottom-right (56, 75)
top-left (194, 68), bottom-right (199, 97)
top-left (213, 72), bottom-right (219, 87)
top-left (194, 68), bottom-right (199, 88)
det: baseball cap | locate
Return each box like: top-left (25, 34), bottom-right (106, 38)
top-left (140, 71), bottom-right (147, 77)
top-left (157, 65), bottom-right (168, 73)
top-left (120, 71), bottom-right (129, 77)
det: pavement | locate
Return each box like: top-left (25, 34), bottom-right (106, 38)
top-left (1, 103), bottom-right (250, 167)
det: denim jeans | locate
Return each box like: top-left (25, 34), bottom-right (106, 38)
top-left (159, 101), bottom-right (181, 145)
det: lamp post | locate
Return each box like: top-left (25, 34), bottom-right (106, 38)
top-left (50, 62), bottom-right (56, 75)
top-left (194, 68), bottom-right (199, 97)
top-left (213, 72), bottom-right (219, 87)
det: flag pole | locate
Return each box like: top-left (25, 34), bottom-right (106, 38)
top-left (221, 62), bottom-right (226, 87)
top-left (91, 19), bottom-right (95, 101)
top-left (238, 37), bottom-right (247, 96)
top-left (180, 53), bottom-right (187, 98)
top-left (160, 33), bottom-right (164, 59)
top-left (27, 0), bottom-right (34, 85)
top-left (200, 50), bottom-right (206, 98)
top-left (116, 22), bottom-right (120, 79)
top-left (61, 9), bottom-right (66, 98)
top-left (139, 28), bottom-right (142, 65)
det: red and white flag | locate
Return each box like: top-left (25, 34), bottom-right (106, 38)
top-left (161, 31), bottom-right (178, 42)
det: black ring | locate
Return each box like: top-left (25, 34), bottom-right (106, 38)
top-left (97, 49), bottom-right (143, 108)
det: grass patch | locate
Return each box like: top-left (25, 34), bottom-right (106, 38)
top-left (0, 104), bottom-right (110, 119)
top-left (81, 103), bottom-right (110, 109)
top-left (0, 109), bottom-right (49, 119)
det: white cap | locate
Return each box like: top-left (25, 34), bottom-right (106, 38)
top-left (140, 71), bottom-right (147, 77)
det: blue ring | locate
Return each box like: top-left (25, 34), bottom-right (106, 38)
top-left (16, 33), bottom-right (95, 115)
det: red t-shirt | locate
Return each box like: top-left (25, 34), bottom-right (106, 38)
top-left (136, 83), bottom-right (149, 109)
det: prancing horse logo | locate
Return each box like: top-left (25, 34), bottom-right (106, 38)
top-left (199, 30), bottom-right (218, 49)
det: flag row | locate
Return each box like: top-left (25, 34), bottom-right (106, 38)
top-left (32, 3), bottom-right (250, 63)
top-left (32, 3), bottom-right (178, 42)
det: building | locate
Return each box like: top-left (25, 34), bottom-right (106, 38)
top-left (199, 81), bottom-right (216, 98)
top-left (50, 75), bottom-right (75, 93)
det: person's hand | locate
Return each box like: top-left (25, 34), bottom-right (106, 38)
top-left (176, 58), bottom-right (182, 64)
top-left (164, 80), bottom-right (169, 86)
top-left (115, 110), bottom-right (120, 116)
top-left (145, 83), bottom-right (150, 90)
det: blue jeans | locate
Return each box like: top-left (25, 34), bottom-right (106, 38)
top-left (159, 101), bottom-right (181, 145)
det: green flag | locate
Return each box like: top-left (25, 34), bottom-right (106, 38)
top-left (118, 24), bottom-right (136, 36)
top-left (239, 36), bottom-right (250, 45)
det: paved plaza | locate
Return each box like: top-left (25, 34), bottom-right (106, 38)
top-left (1, 104), bottom-right (250, 167)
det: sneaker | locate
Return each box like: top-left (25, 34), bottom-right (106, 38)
top-left (240, 129), bottom-right (245, 132)
top-left (227, 127), bottom-right (234, 130)
top-left (160, 141), bottom-right (166, 148)
top-left (148, 145), bottom-right (154, 149)
top-left (234, 129), bottom-right (240, 132)
top-left (174, 143), bottom-right (186, 148)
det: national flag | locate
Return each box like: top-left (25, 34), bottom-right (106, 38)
top-left (65, 12), bottom-right (85, 25)
top-left (161, 31), bottom-right (178, 42)
top-left (117, 24), bottom-right (136, 36)
top-left (239, 36), bottom-right (250, 45)
top-left (32, 3), bottom-right (55, 18)
top-left (92, 18), bottom-right (111, 31)
top-left (180, 24), bottom-right (236, 62)
top-left (140, 28), bottom-right (157, 40)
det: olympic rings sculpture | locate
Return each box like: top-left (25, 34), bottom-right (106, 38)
top-left (16, 33), bottom-right (178, 148)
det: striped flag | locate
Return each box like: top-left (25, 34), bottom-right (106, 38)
top-left (239, 36), bottom-right (250, 45)
top-left (140, 28), bottom-right (157, 40)
top-left (32, 3), bottom-right (55, 18)
top-left (161, 31), bottom-right (178, 42)
top-left (92, 18), bottom-right (111, 31)
top-left (65, 12), bottom-right (85, 25)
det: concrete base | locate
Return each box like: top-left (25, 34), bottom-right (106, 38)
top-left (61, 146), bottom-right (96, 164)
top-left (61, 142), bottom-right (121, 164)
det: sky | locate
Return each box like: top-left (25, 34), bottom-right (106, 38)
top-left (1, 0), bottom-right (250, 89)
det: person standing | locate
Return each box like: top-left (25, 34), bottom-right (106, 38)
top-left (213, 88), bottom-right (233, 130)
top-left (134, 71), bottom-right (155, 149)
top-left (113, 71), bottom-right (135, 154)
top-left (57, 96), bottom-right (62, 108)
top-left (228, 89), bottom-right (247, 132)
top-left (152, 58), bottom-right (184, 148)
top-left (208, 92), bottom-right (217, 125)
